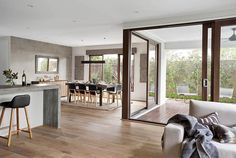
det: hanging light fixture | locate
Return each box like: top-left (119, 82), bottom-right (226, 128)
top-left (229, 28), bottom-right (236, 41)
top-left (81, 60), bottom-right (105, 64)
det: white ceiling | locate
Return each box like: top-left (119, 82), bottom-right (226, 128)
top-left (138, 25), bottom-right (236, 42)
top-left (0, 0), bottom-right (236, 47)
top-left (139, 25), bottom-right (203, 42)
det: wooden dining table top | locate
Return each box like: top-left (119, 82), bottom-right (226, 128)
top-left (65, 82), bottom-right (117, 90)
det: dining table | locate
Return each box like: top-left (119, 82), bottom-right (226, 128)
top-left (66, 82), bottom-right (116, 106)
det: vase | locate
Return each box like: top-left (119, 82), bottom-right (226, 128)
top-left (6, 80), bottom-right (15, 86)
top-left (11, 80), bottom-right (15, 86)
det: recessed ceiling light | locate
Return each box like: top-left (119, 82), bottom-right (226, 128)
top-left (26, 27), bottom-right (30, 29)
top-left (27, 4), bottom-right (34, 8)
top-left (72, 20), bottom-right (79, 23)
top-left (134, 10), bottom-right (139, 14)
top-left (81, 40), bottom-right (84, 42)
top-left (104, 37), bottom-right (106, 40)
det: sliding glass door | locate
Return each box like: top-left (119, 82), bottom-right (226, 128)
top-left (122, 18), bottom-right (236, 123)
top-left (219, 23), bottom-right (236, 103)
top-left (130, 33), bottom-right (148, 116)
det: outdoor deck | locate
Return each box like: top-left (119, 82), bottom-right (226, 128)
top-left (137, 99), bottom-right (189, 124)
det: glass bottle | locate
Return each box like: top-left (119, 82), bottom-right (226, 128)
top-left (22, 70), bottom-right (26, 86)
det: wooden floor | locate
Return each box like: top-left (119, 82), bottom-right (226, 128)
top-left (0, 104), bottom-right (164, 158)
top-left (137, 99), bottom-right (189, 124)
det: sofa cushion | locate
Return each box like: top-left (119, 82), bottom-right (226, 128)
top-left (190, 100), bottom-right (236, 126)
top-left (212, 140), bottom-right (236, 158)
top-left (197, 112), bottom-right (219, 129)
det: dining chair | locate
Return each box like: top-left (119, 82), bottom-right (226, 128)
top-left (68, 83), bottom-right (78, 103)
top-left (88, 84), bottom-right (100, 106)
top-left (78, 84), bottom-right (87, 103)
top-left (107, 84), bottom-right (122, 107)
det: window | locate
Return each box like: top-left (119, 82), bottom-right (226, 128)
top-left (35, 55), bottom-right (59, 74)
top-left (103, 54), bottom-right (118, 83)
top-left (89, 54), bottom-right (135, 86)
top-left (89, 55), bottom-right (103, 81)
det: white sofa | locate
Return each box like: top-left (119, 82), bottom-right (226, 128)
top-left (163, 100), bottom-right (236, 158)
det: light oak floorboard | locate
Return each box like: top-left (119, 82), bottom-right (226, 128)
top-left (0, 104), bottom-right (164, 158)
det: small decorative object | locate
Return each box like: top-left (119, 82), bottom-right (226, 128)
top-left (22, 70), bottom-right (26, 86)
top-left (3, 69), bottom-right (18, 86)
top-left (54, 75), bottom-right (59, 81)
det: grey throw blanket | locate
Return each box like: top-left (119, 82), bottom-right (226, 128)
top-left (168, 114), bottom-right (219, 158)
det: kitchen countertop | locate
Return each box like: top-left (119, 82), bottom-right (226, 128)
top-left (0, 84), bottom-right (60, 95)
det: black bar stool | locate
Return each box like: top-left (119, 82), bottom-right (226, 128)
top-left (0, 94), bottom-right (32, 147)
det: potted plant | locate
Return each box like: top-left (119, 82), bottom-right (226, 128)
top-left (3, 69), bottom-right (18, 86)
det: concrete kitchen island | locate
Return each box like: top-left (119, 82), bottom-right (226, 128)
top-left (0, 84), bottom-right (61, 135)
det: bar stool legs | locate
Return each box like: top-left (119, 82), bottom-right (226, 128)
top-left (0, 107), bottom-right (32, 147)
top-left (7, 108), bottom-right (14, 147)
top-left (24, 107), bottom-right (32, 139)
top-left (0, 107), bottom-right (5, 126)
top-left (16, 108), bottom-right (19, 135)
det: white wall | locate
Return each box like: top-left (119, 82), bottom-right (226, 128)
top-left (0, 37), bottom-right (10, 85)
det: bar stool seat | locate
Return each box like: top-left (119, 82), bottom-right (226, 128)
top-left (0, 102), bottom-right (14, 108)
top-left (0, 94), bottom-right (32, 147)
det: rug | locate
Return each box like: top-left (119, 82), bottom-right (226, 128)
top-left (61, 100), bottom-right (121, 111)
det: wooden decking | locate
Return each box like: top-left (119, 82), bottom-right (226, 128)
top-left (137, 99), bottom-right (189, 124)
top-left (0, 104), bottom-right (164, 158)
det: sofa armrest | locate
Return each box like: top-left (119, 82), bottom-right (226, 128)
top-left (163, 123), bottom-right (185, 158)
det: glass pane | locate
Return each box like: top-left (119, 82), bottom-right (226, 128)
top-left (130, 34), bottom-right (148, 117)
top-left (220, 25), bottom-right (236, 103)
top-left (37, 57), bottom-right (48, 72)
top-left (207, 28), bottom-right (212, 101)
top-left (130, 55), bottom-right (135, 92)
top-left (48, 58), bottom-right (58, 72)
top-left (103, 54), bottom-right (118, 83)
top-left (134, 25), bottom-right (202, 124)
top-left (166, 49), bottom-right (202, 100)
top-left (148, 44), bottom-right (156, 106)
top-left (90, 55), bottom-right (103, 82)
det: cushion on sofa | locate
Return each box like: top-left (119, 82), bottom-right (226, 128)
top-left (197, 112), bottom-right (220, 129)
top-left (190, 100), bottom-right (236, 126)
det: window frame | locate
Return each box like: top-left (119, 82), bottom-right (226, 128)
top-left (35, 55), bottom-right (59, 74)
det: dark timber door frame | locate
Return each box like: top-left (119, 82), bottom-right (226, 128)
top-left (202, 23), bottom-right (212, 101)
top-left (156, 43), bottom-right (160, 105)
top-left (122, 29), bottom-right (131, 119)
top-left (211, 19), bottom-right (236, 101)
